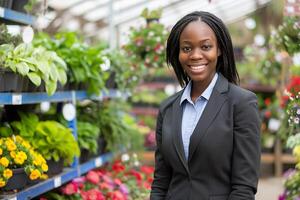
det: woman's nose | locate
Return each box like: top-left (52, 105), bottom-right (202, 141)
top-left (189, 48), bottom-right (203, 60)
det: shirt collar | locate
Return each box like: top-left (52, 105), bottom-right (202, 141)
top-left (180, 73), bottom-right (219, 105)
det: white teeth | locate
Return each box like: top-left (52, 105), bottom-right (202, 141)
top-left (190, 65), bottom-right (206, 70)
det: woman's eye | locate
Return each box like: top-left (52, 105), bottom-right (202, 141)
top-left (202, 45), bottom-right (212, 50)
top-left (181, 47), bottom-right (191, 52)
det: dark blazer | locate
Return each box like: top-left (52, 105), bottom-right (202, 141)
top-left (150, 74), bottom-right (261, 200)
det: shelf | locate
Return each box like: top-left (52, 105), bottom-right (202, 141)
top-left (0, 90), bottom-right (126, 105)
top-left (261, 153), bottom-right (296, 164)
top-left (131, 107), bottom-right (159, 116)
top-left (1, 153), bottom-right (114, 200)
top-left (241, 84), bottom-right (276, 93)
top-left (0, 7), bottom-right (35, 25)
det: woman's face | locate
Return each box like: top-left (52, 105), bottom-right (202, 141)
top-left (179, 20), bottom-right (220, 84)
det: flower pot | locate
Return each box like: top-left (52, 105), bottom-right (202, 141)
top-left (80, 148), bottom-right (93, 163)
top-left (0, 0), bottom-right (13, 9)
top-left (0, 68), bottom-right (25, 92)
top-left (12, 0), bottom-right (28, 13)
top-left (47, 159), bottom-right (64, 176)
top-left (3, 168), bottom-right (28, 191)
top-left (97, 136), bottom-right (107, 155)
top-left (105, 72), bottom-right (117, 89)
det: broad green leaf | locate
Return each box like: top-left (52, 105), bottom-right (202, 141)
top-left (28, 72), bottom-right (41, 86)
top-left (49, 63), bottom-right (58, 82)
top-left (16, 62), bottom-right (29, 76)
top-left (57, 68), bottom-right (67, 85)
top-left (45, 81), bottom-right (57, 95)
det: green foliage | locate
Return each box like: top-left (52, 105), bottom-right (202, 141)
top-left (131, 88), bottom-right (168, 105)
top-left (0, 25), bottom-right (22, 46)
top-left (77, 101), bottom-right (144, 152)
top-left (33, 32), bottom-right (109, 95)
top-left (77, 121), bottom-right (100, 154)
top-left (0, 43), bottom-right (67, 95)
top-left (140, 7), bottom-right (163, 19)
top-left (270, 17), bottom-right (300, 56)
top-left (9, 113), bottom-right (79, 165)
top-left (104, 50), bottom-right (145, 92)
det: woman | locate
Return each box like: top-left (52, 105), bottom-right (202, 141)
top-left (150, 11), bottom-right (261, 200)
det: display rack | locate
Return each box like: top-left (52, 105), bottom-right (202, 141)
top-left (0, 7), bottom-right (35, 25)
top-left (0, 90), bottom-right (121, 200)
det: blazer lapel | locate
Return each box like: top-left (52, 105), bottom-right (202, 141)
top-left (171, 93), bottom-right (190, 174)
top-left (188, 74), bottom-right (229, 162)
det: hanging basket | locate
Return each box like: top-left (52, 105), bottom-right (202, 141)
top-left (3, 168), bottom-right (28, 191)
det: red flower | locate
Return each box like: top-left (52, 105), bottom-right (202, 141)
top-left (81, 189), bottom-right (105, 200)
top-left (264, 98), bottom-right (271, 106)
top-left (140, 165), bottom-right (154, 175)
top-left (264, 110), bottom-right (272, 119)
top-left (86, 171), bottom-right (100, 184)
top-left (112, 161), bottom-right (125, 173)
top-left (114, 178), bottom-right (122, 185)
top-left (129, 169), bottom-right (142, 182)
top-left (61, 182), bottom-right (79, 195)
top-left (286, 76), bottom-right (300, 97)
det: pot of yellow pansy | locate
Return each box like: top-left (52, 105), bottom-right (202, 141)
top-left (0, 135), bottom-right (48, 190)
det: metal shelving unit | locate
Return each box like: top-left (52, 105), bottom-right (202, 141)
top-left (0, 7), bottom-right (35, 25)
top-left (0, 90), bottom-right (121, 200)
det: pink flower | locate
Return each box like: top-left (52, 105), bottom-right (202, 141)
top-left (81, 189), bottom-right (105, 200)
top-left (61, 182), bottom-right (78, 195)
top-left (86, 171), bottom-right (100, 184)
top-left (107, 190), bottom-right (127, 200)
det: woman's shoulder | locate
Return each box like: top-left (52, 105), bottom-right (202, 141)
top-left (159, 90), bottom-right (183, 112)
top-left (227, 82), bottom-right (257, 103)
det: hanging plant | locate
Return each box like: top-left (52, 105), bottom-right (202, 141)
top-left (270, 17), bottom-right (300, 56)
top-left (123, 8), bottom-right (169, 70)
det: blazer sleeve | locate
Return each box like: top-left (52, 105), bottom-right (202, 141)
top-left (150, 109), bottom-right (172, 200)
top-left (229, 92), bottom-right (261, 200)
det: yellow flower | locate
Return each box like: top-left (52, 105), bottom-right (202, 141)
top-left (22, 141), bottom-right (31, 149)
top-left (18, 151), bottom-right (27, 160)
top-left (41, 163), bottom-right (48, 172)
top-left (0, 178), bottom-right (6, 187)
top-left (293, 145), bottom-right (300, 158)
top-left (0, 148), bottom-right (2, 156)
top-left (0, 139), bottom-right (3, 145)
top-left (5, 140), bottom-right (16, 151)
top-left (0, 157), bottom-right (9, 167)
top-left (15, 135), bottom-right (23, 143)
top-left (29, 169), bottom-right (41, 180)
top-left (3, 169), bottom-right (13, 179)
top-left (14, 156), bottom-right (24, 165)
top-left (10, 151), bottom-right (16, 158)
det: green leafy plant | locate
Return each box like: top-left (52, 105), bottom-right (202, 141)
top-left (104, 50), bottom-right (145, 92)
top-left (77, 121), bottom-right (100, 154)
top-left (0, 43), bottom-right (67, 95)
top-left (9, 113), bottom-right (80, 165)
top-left (33, 32), bottom-right (109, 95)
top-left (140, 7), bottom-right (163, 19)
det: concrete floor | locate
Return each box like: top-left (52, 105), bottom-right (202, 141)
top-left (256, 177), bottom-right (284, 200)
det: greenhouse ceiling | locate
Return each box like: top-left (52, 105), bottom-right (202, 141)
top-left (42, 0), bottom-right (271, 46)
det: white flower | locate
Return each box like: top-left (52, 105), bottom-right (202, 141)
top-left (148, 31), bottom-right (155, 37)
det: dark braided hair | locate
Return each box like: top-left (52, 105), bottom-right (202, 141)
top-left (166, 11), bottom-right (239, 87)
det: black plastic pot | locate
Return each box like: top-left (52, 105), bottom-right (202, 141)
top-left (0, 68), bottom-right (25, 92)
top-left (0, 0), bottom-right (13, 9)
top-left (11, 0), bottom-right (28, 13)
top-left (47, 159), bottom-right (64, 176)
top-left (3, 168), bottom-right (28, 191)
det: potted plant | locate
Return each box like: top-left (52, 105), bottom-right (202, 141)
top-left (33, 32), bottom-right (109, 95)
top-left (77, 121), bottom-right (100, 163)
top-left (0, 135), bottom-right (48, 190)
top-left (123, 9), bottom-right (169, 70)
top-left (0, 43), bottom-right (67, 95)
top-left (9, 113), bottom-right (80, 175)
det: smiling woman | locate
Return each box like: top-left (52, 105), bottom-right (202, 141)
top-left (150, 11), bottom-right (261, 200)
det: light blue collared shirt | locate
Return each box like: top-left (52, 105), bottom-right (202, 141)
top-left (180, 73), bottom-right (218, 160)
